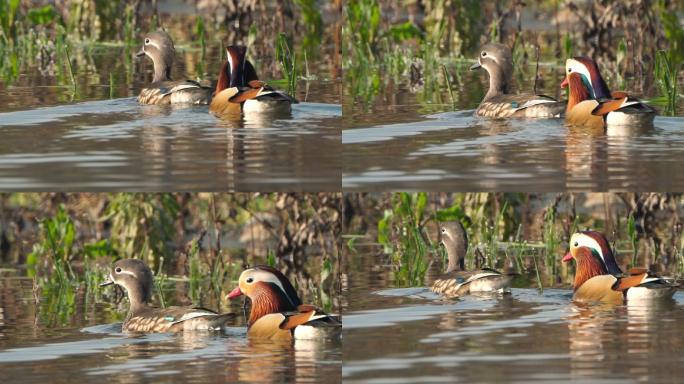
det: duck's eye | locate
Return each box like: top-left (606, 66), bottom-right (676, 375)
top-left (573, 242), bottom-right (578, 247)
top-left (115, 267), bottom-right (122, 273)
top-left (246, 277), bottom-right (254, 284)
top-left (568, 68), bottom-right (572, 73)
top-left (481, 51), bottom-right (487, 57)
top-left (144, 38), bottom-right (150, 45)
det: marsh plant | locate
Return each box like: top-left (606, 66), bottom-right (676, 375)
top-left (364, 193), bottom-right (684, 289)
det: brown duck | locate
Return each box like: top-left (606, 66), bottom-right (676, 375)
top-left (136, 31), bottom-right (213, 105)
top-left (471, 43), bottom-right (565, 118)
top-left (431, 221), bottom-right (512, 297)
top-left (227, 265), bottom-right (340, 340)
top-left (100, 259), bottom-right (234, 332)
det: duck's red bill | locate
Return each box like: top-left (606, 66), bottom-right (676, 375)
top-left (560, 77), bottom-right (568, 89)
top-left (562, 252), bottom-right (573, 262)
top-left (227, 286), bottom-right (243, 299)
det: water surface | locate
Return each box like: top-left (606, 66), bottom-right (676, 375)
top-left (343, 246), bottom-right (684, 383)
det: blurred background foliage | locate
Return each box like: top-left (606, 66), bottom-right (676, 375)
top-left (0, 193), bottom-right (341, 312)
top-left (343, 192), bottom-right (684, 289)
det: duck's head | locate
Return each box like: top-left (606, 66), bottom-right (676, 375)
top-left (562, 244), bottom-right (610, 290)
top-left (227, 266), bottom-right (302, 324)
top-left (560, 72), bottom-right (593, 112)
top-left (470, 43), bottom-right (513, 98)
top-left (439, 221), bottom-right (468, 272)
top-left (566, 231), bottom-right (622, 275)
top-left (560, 57), bottom-right (611, 99)
top-left (215, 45), bottom-right (260, 94)
top-left (101, 259), bottom-right (154, 307)
top-left (137, 31), bottom-right (175, 82)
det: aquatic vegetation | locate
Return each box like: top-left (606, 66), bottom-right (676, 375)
top-left (276, 33), bottom-right (298, 95)
top-left (377, 192), bottom-right (433, 286)
top-left (654, 50), bottom-right (680, 115)
top-left (362, 193), bottom-right (684, 289)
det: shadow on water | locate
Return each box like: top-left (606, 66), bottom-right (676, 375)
top-left (343, 246), bottom-right (684, 383)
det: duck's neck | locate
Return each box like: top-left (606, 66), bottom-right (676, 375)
top-left (567, 74), bottom-right (591, 113)
top-left (573, 255), bottom-right (608, 291)
top-left (446, 245), bottom-right (466, 273)
top-left (248, 283), bottom-right (297, 326)
top-left (484, 65), bottom-right (511, 101)
top-left (125, 284), bottom-right (151, 316)
top-left (152, 59), bottom-right (172, 83)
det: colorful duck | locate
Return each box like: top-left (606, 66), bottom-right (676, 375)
top-left (471, 43), bottom-right (566, 118)
top-left (100, 259), bottom-right (234, 332)
top-left (227, 265), bottom-right (341, 340)
top-left (136, 31), bottom-right (213, 105)
top-left (209, 46), bottom-right (297, 117)
top-left (563, 231), bottom-right (677, 304)
top-left (431, 221), bottom-right (512, 297)
top-left (560, 56), bottom-right (656, 128)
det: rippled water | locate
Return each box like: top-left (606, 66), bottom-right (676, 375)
top-left (0, 273), bottom-right (341, 383)
top-left (343, 76), bottom-right (684, 191)
top-left (0, 98), bottom-right (341, 191)
top-left (343, 247), bottom-right (684, 383)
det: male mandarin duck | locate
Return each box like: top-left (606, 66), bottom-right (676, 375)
top-left (209, 46), bottom-right (297, 117)
top-left (227, 265), bottom-right (341, 340)
top-left (100, 259), bottom-right (234, 332)
top-left (431, 221), bottom-right (512, 297)
top-left (560, 56), bottom-right (656, 128)
top-left (470, 43), bottom-right (566, 118)
top-left (136, 31), bottom-right (213, 105)
top-left (563, 231), bottom-right (677, 304)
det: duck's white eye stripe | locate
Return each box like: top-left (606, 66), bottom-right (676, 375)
top-left (146, 40), bottom-right (160, 51)
top-left (242, 269), bottom-right (286, 294)
top-left (117, 270), bottom-right (138, 278)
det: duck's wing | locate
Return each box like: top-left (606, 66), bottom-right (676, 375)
top-left (592, 93), bottom-right (656, 116)
top-left (228, 81), bottom-right (298, 104)
top-left (480, 94), bottom-right (565, 118)
top-left (279, 305), bottom-right (336, 330)
top-left (613, 270), bottom-right (678, 291)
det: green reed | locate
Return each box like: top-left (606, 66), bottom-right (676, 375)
top-left (654, 50), bottom-right (679, 115)
top-left (627, 214), bottom-right (639, 267)
top-left (195, 15), bottom-right (206, 78)
top-left (276, 33), bottom-right (298, 95)
top-left (377, 192), bottom-right (431, 286)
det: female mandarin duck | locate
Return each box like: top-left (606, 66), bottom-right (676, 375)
top-left (209, 46), bottom-right (297, 117)
top-left (136, 31), bottom-right (213, 105)
top-left (227, 265), bottom-right (340, 340)
top-left (560, 56), bottom-right (656, 128)
top-left (100, 259), bottom-right (234, 332)
top-left (563, 231), bottom-right (677, 304)
top-left (431, 221), bottom-right (512, 297)
top-left (470, 43), bottom-right (565, 118)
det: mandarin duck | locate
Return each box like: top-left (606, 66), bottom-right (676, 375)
top-left (100, 259), bottom-right (234, 332)
top-left (227, 265), bottom-right (340, 340)
top-left (564, 231), bottom-right (677, 304)
top-left (431, 221), bottom-right (512, 297)
top-left (560, 56), bottom-right (656, 128)
top-left (471, 43), bottom-right (566, 118)
top-left (135, 31), bottom-right (213, 105)
top-left (209, 46), bottom-right (297, 117)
